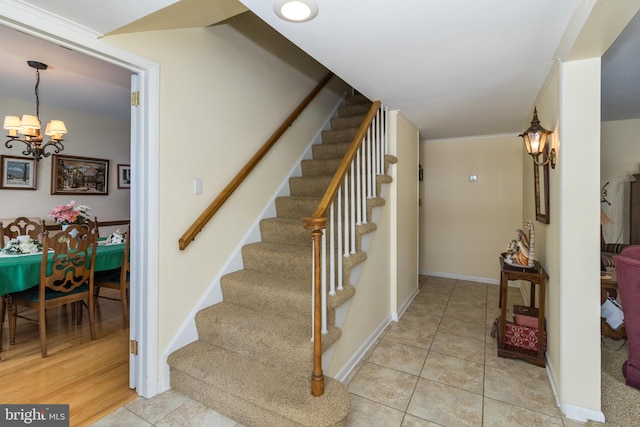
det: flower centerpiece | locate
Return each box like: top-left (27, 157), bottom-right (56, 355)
top-left (1, 237), bottom-right (43, 255)
top-left (48, 200), bottom-right (91, 226)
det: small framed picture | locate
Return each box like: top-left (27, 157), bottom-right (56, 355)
top-left (0, 155), bottom-right (37, 190)
top-left (118, 164), bottom-right (131, 189)
top-left (51, 154), bottom-right (109, 195)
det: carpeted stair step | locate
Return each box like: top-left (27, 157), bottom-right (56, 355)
top-left (289, 176), bottom-right (334, 197)
top-left (345, 93), bottom-right (370, 105)
top-left (330, 114), bottom-right (367, 130)
top-left (301, 158), bottom-right (343, 177)
top-left (242, 241), bottom-right (311, 279)
top-left (311, 142), bottom-right (351, 160)
top-left (220, 270), bottom-right (355, 326)
top-left (321, 128), bottom-right (359, 145)
top-left (275, 196), bottom-right (321, 219)
top-left (260, 217), bottom-right (309, 246)
top-left (194, 302), bottom-right (342, 376)
top-left (337, 102), bottom-right (372, 117)
top-left (168, 341), bottom-right (350, 427)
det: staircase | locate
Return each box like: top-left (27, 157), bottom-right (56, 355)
top-left (167, 94), bottom-right (392, 427)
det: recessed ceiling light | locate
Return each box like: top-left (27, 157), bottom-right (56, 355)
top-left (274, 0), bottom-right (318, 22)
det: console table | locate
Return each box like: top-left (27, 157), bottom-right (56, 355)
top-left (497, 256), bottom-right (548, 367)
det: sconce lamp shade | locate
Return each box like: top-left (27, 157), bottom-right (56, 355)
top-left (519, 108), bottom-right (552, 157)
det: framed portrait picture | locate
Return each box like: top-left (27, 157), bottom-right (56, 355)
top-left (117, 164), bottom-right (131, 189)
top-left (0, 155), bottom-right (37, 190)
top-left (51, 154), bottom-right (109, 195)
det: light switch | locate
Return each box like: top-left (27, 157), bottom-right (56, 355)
top-left (194, 178), bottom-right (203, 195)
top-left (469, 174), bottom-right (478, 183)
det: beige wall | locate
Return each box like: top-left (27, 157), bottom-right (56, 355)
top-left (104, 13), bottom-right (335, 382)
top-left (391, 112), bottom-right (420, 311)
top-left (601, 118), bottom-right (640, 243)
top-left (0, 95), bottom-right (130, 224)
top-left (420, 135), bottom-right (523, 282)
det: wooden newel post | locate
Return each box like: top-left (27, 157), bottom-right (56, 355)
top-left (304, 216), bottom-right (326, 397)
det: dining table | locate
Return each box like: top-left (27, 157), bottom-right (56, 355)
top-left (0, 239), bottom-right (125, 353)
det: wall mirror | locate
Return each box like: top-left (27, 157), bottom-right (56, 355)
top-left (534, 148), bottom-right (550, 224)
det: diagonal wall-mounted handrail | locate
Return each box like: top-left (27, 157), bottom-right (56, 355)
top-left (178, 73), bottom-right (333, 250)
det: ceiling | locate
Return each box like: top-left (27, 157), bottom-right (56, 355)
top-left (1, 0), bottom-right (639, 139)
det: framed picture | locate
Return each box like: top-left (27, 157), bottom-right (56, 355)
top-left (117, 164), bottom-right (131, 189)
top-left (51, 154), bottom-right (109, 195)
top-left (0, 155), bottom-right (37, 190)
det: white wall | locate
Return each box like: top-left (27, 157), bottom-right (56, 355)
top-left (0, 95), bottom-right (130, 224)
top-left (103, 12), bottom-right (334, 384)
top-left (420, 134), bottom-right (523, 282)
top-left (600, 118), bottom-right (640, 243)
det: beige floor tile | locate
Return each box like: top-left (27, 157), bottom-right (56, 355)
top-left (344, 394), bottom-right (405, 427)
top-left (404, 299), bottom-right (446, 318)
top-left (155, 399), bottom-right (237, 427)
top-left (90, 407), bottom-right (151, 427)
top-left (384, 320), bottom-right (436, 349)
top-left (407, 378), bottom-right (482, 427)
top-left (420, 351), bottom-right (484, 394)
top-left (430, 331), bottom-right (485, 364)
top-left (399, 311), bottom-right (443, 329)
top-left (438, 313), bottom-right (486, 342)
top-left (483, 397), bottom-right (564, 426)
top-left (416, 289), bottom-right (451, 305)
top-left (401, 414), bottom-right (443, 426)
top-left (125, 390), bottom-right (190, 424)
top-left (347, 362), bottom-right (419, 411)
top-left (483, 341), bottom-right (549, 381)
top-left (443, 306), bottom-right (486, 326)
top-left (484, 366), bottom-right (561, 417)
top-left (368, 339), bottom-right (429, 376)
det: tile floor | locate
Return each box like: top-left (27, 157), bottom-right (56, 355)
top-left (92, 276), bottom-right (587, 426)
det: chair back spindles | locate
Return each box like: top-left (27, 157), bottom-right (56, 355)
top-left (1, 217), bottom-right (45, 244)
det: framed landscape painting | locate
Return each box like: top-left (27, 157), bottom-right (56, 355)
top-left (0, 155), bottom-right (36, 190)
top-left (51, 154), bottom-right (109, 195)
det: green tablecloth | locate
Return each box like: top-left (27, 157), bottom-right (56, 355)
top-left (0, 242), bottom-right (125, 295)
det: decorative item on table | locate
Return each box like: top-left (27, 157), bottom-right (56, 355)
top-left (504, 220), bottom-right (535, 268)
top-left (107, 229), bottom-right (126, 244)
top-left (48, 200), bottom-right (91, 226)
top-left (513, 305), bottom-right (540, 329)
top-left (1, 236), bottom-right (43, 255)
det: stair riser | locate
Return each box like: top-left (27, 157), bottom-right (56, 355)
top-left (259, 219), bottom-right (310, 246)
top-left (301, 159), bottom-right (342, 177)
top-left (330, 114), bottom-right (367, 130)
top-left (311, 142), bottom-right (351, 160)
top-left (321, 128), bottom-right (359, 145)
top-left (289, 177), bottom-right (333, 197)
top-left (242, 245), bottom-right (311, 279)
top-left (275, 197), bottom-right (320, 219)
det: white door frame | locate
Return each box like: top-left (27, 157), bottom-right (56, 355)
top-left (0, 1), bottom-right (161, 398)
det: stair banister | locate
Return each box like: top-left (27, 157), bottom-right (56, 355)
top-left (178, 73), bottom-right (333, 250)
top-left (303, 100), bottom-right (385, 397)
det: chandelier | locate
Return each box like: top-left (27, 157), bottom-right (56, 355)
top-left (3, 60), bottom-right (67, 161)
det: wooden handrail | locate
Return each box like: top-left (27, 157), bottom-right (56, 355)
top-left (304, 100), bottom-right (381, 224)
top-left (178, 73), bottom-right (334, 250)
top-left (303, 100), bottom-right (381, 397)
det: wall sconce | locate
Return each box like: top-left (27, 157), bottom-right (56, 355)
top-left (518, 107), bottom-right (556, 169)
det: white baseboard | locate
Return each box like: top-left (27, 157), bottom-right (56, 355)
top-left (563, 403), bottom-right (605, 423)
top-left (420, 270), bottom-right (499, 286)
top-left (333, 315), bottom-right (393, 383)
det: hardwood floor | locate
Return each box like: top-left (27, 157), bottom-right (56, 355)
top-left (0, 288), bottom-right (137, 426)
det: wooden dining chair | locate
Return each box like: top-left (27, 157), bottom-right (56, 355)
top-left (0, 217), bottom-right (45, 245)
top-left (94, 225), bottom-right (130, 328)
top-left (82, 216), bottom-right (100, 237)
top-left (8, 224), bottom-right (98, 357)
